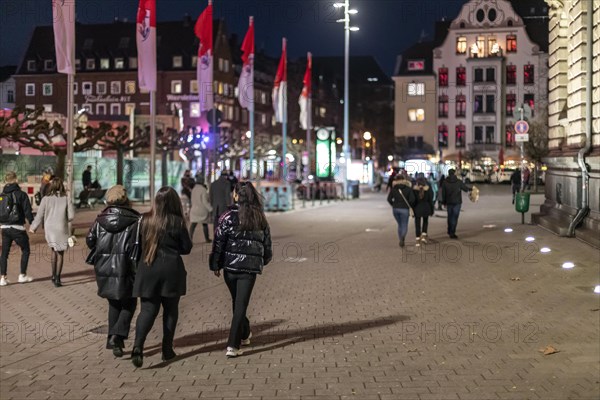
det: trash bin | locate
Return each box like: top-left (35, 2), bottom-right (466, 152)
top-left (515, 192), bottom-right (530, 213)
top-left (347, 180), bottom-right (360, 199)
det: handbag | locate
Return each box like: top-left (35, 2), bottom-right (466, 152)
top-left (128, 216), bottom-right (143, 262)
top-left (397, 187), bottom-right (415, 218)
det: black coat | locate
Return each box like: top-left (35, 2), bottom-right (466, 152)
top-left (210, 206), bottom-right (272, 274)
top-left (412, 184), bottom-right (434, 217)
top-left (210, 176), bottom-right (232, 219)
top-left (387, 179), bottom-right (416, 209)
top-left (441, 175), bottom-right (471, 205)
top-left (133, 215), bottom-right (193, 298)
top-left (1, 183), bottom-right (34, 226)
top-left (86, 206), bottom-right (141, 300)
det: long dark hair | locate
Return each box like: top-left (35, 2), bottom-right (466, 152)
top-left (142, 187), bottom-right (185, 265)
top-left (47, 178), bottom-right (66, 197)
top-left (416, 177), bottom-right (428, 200)
top-left (235, 182), bottom-right (268, 231)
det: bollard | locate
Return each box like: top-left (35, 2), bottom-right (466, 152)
top-left (312, 183), bottom-right (316, 207)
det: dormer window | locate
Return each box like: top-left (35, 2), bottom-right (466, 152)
top-left (86, 58), bottom-right (95, 70)
top-left (100, 58), bottom-right (110, 70)
top-left (27, 60), bottom-right (36, 72)
top-left (115, 58), bottom-right (125, 69)
top-left (83, 38), bottom-right (94, 50)
top-left (44, 60), bottom-right (54, 71)
top-left (173, 56), bottom-right (183, 68)
top-left (456, 37), bottom-right (467, 54)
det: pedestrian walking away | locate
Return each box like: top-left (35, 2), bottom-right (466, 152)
top-left (190, 175), bottom-right (213, 242)
top-left (86, 185), bottom-right (140, 358)
top-left (387, 171), bottom-right (415, 248)
top-left (413, 175), bottom-right (435, 247)
top-left (210, 182), bottom-right (273, 358)
top-left (510, 168), bottom-right (521, 204)
top-left (0, 171), bottom-right (35, 286)
top-left (180, 170), bottom-right (195, 200)
top-left (82, 165), bottom-right (93, 189)
top-left (437, 174), bottom-right (446, 210)
top-left (210, 171), bottom-right (232, 226)
top-left (228, 171), bottom-right (238, 192)
top-left (30, 178), bottom-right (74, 287)
top-left (131, 187), bottom-right (193, 368)
top-left (440, 169), bottom-right (472, 239)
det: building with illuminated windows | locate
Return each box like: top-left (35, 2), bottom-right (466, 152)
top-left (432, 0), bottom-right (549, 165)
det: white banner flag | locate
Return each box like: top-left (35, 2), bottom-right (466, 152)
top-left (52, 0), bottom-right (75, 75)
top-left (136, 0), bottom-right (157, 92)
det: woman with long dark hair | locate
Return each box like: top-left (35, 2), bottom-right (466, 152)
top-left (210, 182), bottom-right (272, 358)
top-left (30, 178), bottom-right (74, 286)
top-left (130, 187), bottom-right (193, 368)
top-left (412, 175), bottom-right (434, 247)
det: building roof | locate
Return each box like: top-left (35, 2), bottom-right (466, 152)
top-left (16, 19), bottom-right (225, 75)
top-left (394, 41), bottom-right (435, 76)
top-left (0, 65), bottom-right (17, 82)
top-left (311, 56), bottom-right (393, 86)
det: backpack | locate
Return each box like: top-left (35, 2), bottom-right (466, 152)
top-left (0, 192), bottom-right (20, 224)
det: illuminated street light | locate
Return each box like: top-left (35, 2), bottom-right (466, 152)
top-left (363, 131), bottom-right (372, 141)
top-left (245, 130), bottom-right (251, 139)
top-left (388, 155), bottom-right (393, 161)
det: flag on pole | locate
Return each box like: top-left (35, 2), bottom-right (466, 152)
top-left (299, 52), bottom-right (312, 130)
top-left (272, 38), bottom-right (287, 123)
top-left (195, 1), bottom-right (213, 112)
top-left (136, 0), bottom-right (157, 92)
top-left (52, 0), bottom-right (75, 74)
top-left (237, 17), bottom-right (254, 111)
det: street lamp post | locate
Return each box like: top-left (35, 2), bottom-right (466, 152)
top-left (334, 1), bottom-right (358, 198)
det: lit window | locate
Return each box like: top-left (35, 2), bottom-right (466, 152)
top-left (487, 37), bottom-right (497, 55)
top-left (44, 60), bottom-right (54, 71)
top-left (110, 103), bottom-right (121, 115)
top-left (82, 103), bottom-right (92, 113)
top-left (224, 60), bottom-right (230, 73)
top-left (477, 36), bottom-right (485, 55)
top-left (319, 107), bottom-right (326, 117)
top-left (218, 58), bottom-right (224, 71)
top-left (190, 80), bottom-right (198, 94)
top-left (218, 82), bottom-right (224, 95)
top-left (408, 108), bottom-right (425, 122)
top-left (455, 124), bottom-right (466, 148)
top-left (456, 67), bottom-right (466, 86)
top-left (438, 68), bottom-right (448, 87)
top-left (115, 58), bottom-right (125, 69)
top-left (407, 82), bottom-right (425, 96)
top-left (438, 95), bottom-right (449, 118)
top-left (506, 93), bottom-right (516, 116)
top-left (190, 103), bottom-right (200, 118)
top-left (125, 103), bottom-right (136, 116)
top-left (75, 59), bottom-right (81, 70)
top-left (261, 92), bottom-right (267, 104)
top-left (407, 60), bottom-right (425, 71)
top-left (506, 35), bottom-right (517, 52)
top-left (100, 58), bottom-right (110, 70)
top-left (192, 56), bottom-right (197, 68)
top-left (171, 80), bottom-right (182, 94)
top-left (86, 59), bottom-right (95, 70)
top-left (524, 94), bottom-right (535, 117)
top-left (506, 126), bottom-right (515, 147)
top-left (96, 104), bottom-right (106, 115)
top-left (456, 95), bottom-right (466, 117)
top-left (438, 125), bottom-right (448, 148)
top-left (42, 83), bottom-right (53, 96)
top-left (110, 81), bottom-right (121, 94)
top-left (129, 57), bottom-right (138, 69)
top-left (474, 95), bottom-right (483, 113)
top-left (97, 82), bottom-right (107, 95)
top-left (25, 104), bottom-right (35, 110)
top-left (82, 82), bottom-right (92, 95)
top-left (27, 60), bottom-right (36, 71)
top-left (125, 81), bottom-right (136, 94)
top-left (227, 106), bottom-right (233, 120)
top-left (456, 37), bottom-right (467, 54)
top-left (173, 56), bottom-right (183, 68)
top-left (524, 64), bottom-right (535, 84)
top-left (506, 65), bottom-right (517, 85)
top-left (73, 82), bottom-right (78, 94)
top-left (261, 113), bottom-right (267, 125)
top-left (43, 104), bottom-right (53, 112)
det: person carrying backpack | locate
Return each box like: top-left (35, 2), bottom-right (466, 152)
top-left (0, 171), bottom-right (35, 286)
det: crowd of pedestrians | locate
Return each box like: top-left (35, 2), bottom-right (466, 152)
top-left (387, 168), bottom-right (474, 247)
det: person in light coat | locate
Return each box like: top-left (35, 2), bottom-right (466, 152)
top-left (30, 178), bottom-right (74, 287)
top-left (190, 175), bottom-right (213, 242)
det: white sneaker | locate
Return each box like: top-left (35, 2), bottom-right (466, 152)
top-left (241, 332), bottom-right (252, 346)
top-left (0, 277), bottom-right (8, 286)
top-left (415, 238), bottom-right (421, 247)
top-left (18, 274), bottom-right (33, 283)
top-left (420, 233), bottom-right (428, 244)
top-left (226, 347), bottom-right (243, 358)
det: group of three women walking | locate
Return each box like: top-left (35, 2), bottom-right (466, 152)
top-left (86, 181), bottom-right (272, 367)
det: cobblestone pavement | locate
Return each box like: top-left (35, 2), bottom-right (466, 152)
top-left (1, 185), bottom-right (599, 400)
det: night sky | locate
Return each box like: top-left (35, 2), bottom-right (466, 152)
top-left (0, 0), bottom-right (465, 75)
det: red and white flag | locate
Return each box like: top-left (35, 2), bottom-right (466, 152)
top-left (272, 38), bottom-right (287, 123)
top-left (52, 0), bottom-right (75, 74)
top-left (136, 0), bottom-right (157, 92)
top-left (299, 52), bottom-right (312, 130)
top-left (195, 1), bottom-right (213, 112)
top-left (237, 17), bottom-right (255, 111)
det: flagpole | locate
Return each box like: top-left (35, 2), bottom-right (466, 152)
top-left (150, 90), bottom-right (156, 202)
top-left (66, 72), bottom-right (74, 198)
top-left (248, 16), bottom-right (255, 181)
top-left (281, 38), bottom-right (287, 182)
top-left (306, 95), bottom-right (311, 179)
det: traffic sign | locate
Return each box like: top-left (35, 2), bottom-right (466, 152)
top-left (514, 120), bottom-right (529, 135)
top-left (515, 133), bottom-right (529, 142)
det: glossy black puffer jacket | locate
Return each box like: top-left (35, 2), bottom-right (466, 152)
top-left (209, 206), bottom-right (272, 274)
top-left (86, 206), bottom-right (141, 300)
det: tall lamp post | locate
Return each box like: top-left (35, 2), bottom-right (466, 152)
top-left (334, 1), bottom-right (358, 197)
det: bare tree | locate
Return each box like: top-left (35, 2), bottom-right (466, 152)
top-left (524, 110), bottom-right (549, 192)
top-left (98, 124), bottom-right (148, 185)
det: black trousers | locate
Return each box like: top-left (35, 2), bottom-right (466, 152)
top-left (224, 271), bottom-right (256, 349)
top-left (107, 298), bottom-right (137, 340)
top-left (414, 216), bottom-right (429, 237)
top-left (190, 222), bottom-right (210, 241)
top-left (1, 228), bottom-right (30, 276)
top-left (133, 296), bottom-right (180, 349)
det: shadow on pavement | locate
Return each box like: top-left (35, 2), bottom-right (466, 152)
top-left (145, 315), bottom-right (409, 369)
top-left (33, 268), bottom-right (95, 283)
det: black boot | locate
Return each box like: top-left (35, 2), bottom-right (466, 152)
top-left (54, 276), bottom-right (62, 287)
top-left (162, 346), bottom-right (176, 362)
top-left (109, 335), bottom-right (124, 357)
top-left (131, 346), bottom-right (143, 368)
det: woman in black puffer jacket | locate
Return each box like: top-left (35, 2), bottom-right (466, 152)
top-left (86, 185), bottom-right (141, 357)
top-left (210, 181), bottom-right (272, 358)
